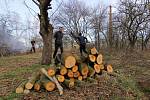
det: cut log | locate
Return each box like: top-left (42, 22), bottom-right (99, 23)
top-left (40, 68), bottom-right (54, 81)
top-left (104, 64), bottom-right (113, 73)
top-left (60, 66), bottom-right (67, 75)
top-left (90, 47), bottom-right (98, 55)
top-left (94, 64), bottom-right (101, 73)
top-left (40, 68), bottom-right (63, 95)
top-left (63, 79), bottom-right (75, 88)
top-left (47, 66), bottom-right (56, 76)
top-left (56, 75), bottom-right (65, 83)
top-left (79, 63), bottom-right (89, 76)
top-left (72, 65), bottom-right (78, 72)
top-left (78, 76), bottom-right (83, 81)
top-left (41, 79), bottom-right (56, 91)
top-left (99, 64), bottom-right (104, 70)
top-left (88, 66), bottom-right (96, 77)
top-left (16, 81), bottom-right (26, 93)
top-left (73, 71), bottom-right (80, 78)
top-left (67, 70), bottom-right (74, 78)
top-left (107, 65), bottom-right (113, 73)
top-left (97, 54), bottom-right (103, 64)
top-left (89, 55), bottom-right (96, 62)
top-left (34, 80), bottom-right (41, 91)
top-left (64, 55), bottom-right (76, 68)
top-left (23, 89), bottom-right (30, 94)
top-left (25, 72), bottom-right (41, 89)
top-left (52, 76), bottom-right (63, 95)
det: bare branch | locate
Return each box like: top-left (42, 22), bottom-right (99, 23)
top-left (24, 1), bottom-right (39, 21)
top-left (49, 0), bottom-right (63, 18)
top-left (32, 0), bottom-right (40, 7)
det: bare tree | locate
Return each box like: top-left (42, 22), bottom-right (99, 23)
top-left (32, 0), bottom-right (53, 64)
top-left (53, 0), bottom-right (93, 43)
top-left (91, 4), bottom-right (107, 51)
top-left (115, 0), bottom-right (150, 50)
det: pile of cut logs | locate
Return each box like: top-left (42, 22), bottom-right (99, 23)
top-left (16, 47), bottom-right (113, 95)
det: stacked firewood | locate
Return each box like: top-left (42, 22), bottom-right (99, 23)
top-left (16, 47), bottom-right (113, 95)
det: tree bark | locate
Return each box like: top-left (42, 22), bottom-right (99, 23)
top-left (38, 0), bottom-right (53, 65)
top-left (41, 32), bottom-right (53, 64)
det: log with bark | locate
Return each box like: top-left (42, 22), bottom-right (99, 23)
top-left (56, 75), bottom-right (65, 83)
top-left (41, 78), bottom-right (56, 91)
top-left (52, 76), bottom-right (64, 95)
top-left (72, 65), bottom-right (78, 72)
top-left (16, 81), bottom-right (27, 93)
top-left (47, 66), bottom-right (56, 76)
top-left (104, 64), bottom-right (113, 73)
top-left (90, 47), bottom-right (98, 55)
top-left (23, 89), bottom-right (30, 94)
top-left (100, 64), bottom-right (104, 70)
top-left (16, 47), bottom-right (115, 95)
top-left (64, 55), bottom-right (76, 68)
top-left (96, 54), bottom-right (103, 64)
top-left (60, 66), bottom-right (67, 75)
top-left (67, 70), bottom-right (74, 78)
top-left (89, 55), bottom-right (96, 62)
top-left (34, 80), bottom-right (42, 91)
top-left (88, 66), bottom-right (96, 77)
top-left (79, 63), bottom-right (89, 76)
top-left (63, 79), bottom-right (75, 89)
top-left (94, 64), bottom-right (101, 73)
top-left (40, 68), bottom-right (63, 95)
top-left (73, 71), bottom-right (80, 78)
top-left (25, 71), bottom-right (41, 89)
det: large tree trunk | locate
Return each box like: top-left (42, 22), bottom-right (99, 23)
top-left (38, 0), bottom-right (53, 65)
top-left (41, 33), bottom-right (52, 64)
top-left (129, 40), bottom-right (136, 51)
top-left (141, 35), bottom-right (144, 51)
top-left (108, 5), bottom-right (113, 48)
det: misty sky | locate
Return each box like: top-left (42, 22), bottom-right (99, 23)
top-left (0, 0), bottom-right (118, 21)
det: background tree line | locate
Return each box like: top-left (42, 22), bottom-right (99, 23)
top-left (0, 0), bottom-right (150, 63)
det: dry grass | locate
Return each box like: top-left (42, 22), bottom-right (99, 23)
top-left (0, 50), bottom-right (149, 100)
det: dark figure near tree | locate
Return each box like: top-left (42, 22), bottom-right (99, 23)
top-left (53, 27), bottom-right (64, 58)
top-left (77, 33), bottom-right (88, 56)
top-left (30, 40), bottom-right (36, 53)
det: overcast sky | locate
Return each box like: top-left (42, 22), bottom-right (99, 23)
top-left (0, 0), bottom-right (118, 21)
top-left (0, 0), bottom-right (118, 48)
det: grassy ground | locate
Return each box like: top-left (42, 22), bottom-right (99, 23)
top-left (0, 49), bottom-right (149, 100)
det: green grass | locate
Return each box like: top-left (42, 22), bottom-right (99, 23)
top-left (0, 92), bottom-right (23, 100)
top-left (115, 73), bottom-right (144, 99)
top-left (0, 53), bottom-right (41, 67)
